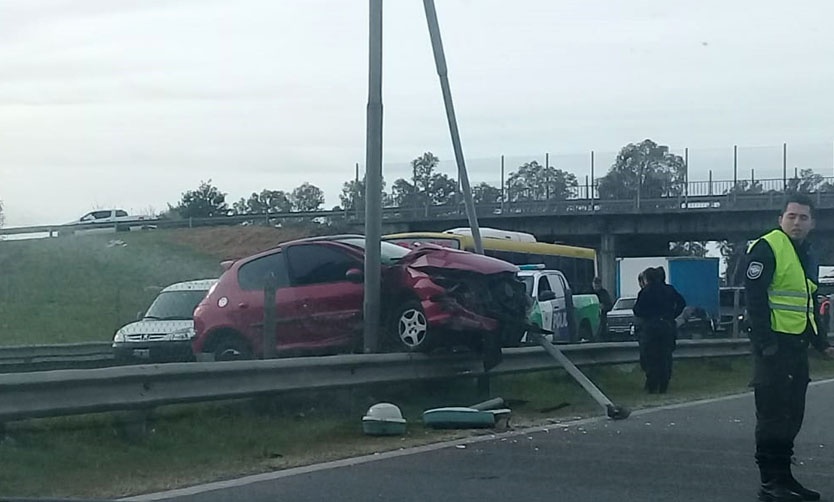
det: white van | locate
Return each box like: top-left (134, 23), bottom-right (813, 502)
top-left (112, 279), bottom-right (216, 362)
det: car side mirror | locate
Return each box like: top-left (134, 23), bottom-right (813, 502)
top-left (346, 268), bottom-right (364, 283)
top-left (136, 311), bottom-right (144, 321)
top-left (538, 291), bottom-right (557, 302)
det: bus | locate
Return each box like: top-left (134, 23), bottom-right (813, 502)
top-left (382, 228), bottom-right (598, 294)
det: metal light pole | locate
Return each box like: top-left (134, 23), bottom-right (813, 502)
top-left (363, 0), bottom-right (383, 353)
top-left (783, 142), bottom-right (788, 190)
top-left (423, 0), bottom-right (484, 254)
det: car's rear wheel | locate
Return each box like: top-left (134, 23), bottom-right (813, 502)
top-left (213, 336), bottom-right (253, 361)
top-left (388, 301), bottom-right (433, 352)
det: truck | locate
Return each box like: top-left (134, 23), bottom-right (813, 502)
top-left (614, 256), bottom-right (720, 338)
top-left (517, 266), bottom-right (601, 343)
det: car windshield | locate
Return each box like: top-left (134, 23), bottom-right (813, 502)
top-left (613, 298), bottom-right (636, 310)
top-left (144, 290), bottom-right (208, 320)
top-left (336, 238), bottom-right (412, 265)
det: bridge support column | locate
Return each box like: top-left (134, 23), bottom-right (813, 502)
top-left (599, 233), bottom-right (617, 298)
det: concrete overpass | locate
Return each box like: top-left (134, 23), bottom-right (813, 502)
top-left (362, 191), bottom-right (834, 294)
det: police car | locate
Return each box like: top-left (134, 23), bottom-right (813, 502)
top-left (517, 265), bottom-right (600, 343)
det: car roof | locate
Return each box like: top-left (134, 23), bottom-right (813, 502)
top-left (228, 235), bottom-right (367, 265)
top-left (517, 270), bottom-right (561, 276)
top-left (161, 279), bottom-right (218, 293)
top-left (281, 234), bottom-right (366, 246)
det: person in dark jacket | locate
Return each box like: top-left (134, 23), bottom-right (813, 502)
top-left (593, 277), bottom-right (613, 339)
top-left (745, 194), bottom-right (834, 502)
top-left (818, 294), bottom-right (831, 338)
top-left (633, 267), bottom-right (685, 393)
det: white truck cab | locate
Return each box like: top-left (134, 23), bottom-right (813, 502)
top-left (517, 266), bottom-right (572, 342)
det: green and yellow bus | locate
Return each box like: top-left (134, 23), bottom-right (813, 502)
top-left (382, 229), bottom-right (598, 294)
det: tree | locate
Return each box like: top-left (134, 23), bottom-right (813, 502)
top-left (472, 182), bottom-right (502, 205)
top-left (290, 182), bottom-right (325, 212)
top-left (391, 152), bottom-right (458, 207)
top-left (339, 177), bottom-right (388, 211)
top-left (669, 241), bottom-right (709, 257)
top-left (786, 168), bottom-right (834, 194)
top-left (233, 189), bottom-right (292, 215)
top-left (176, 180), bottom-right (229, 218)
top-left (724, 179), bottom-right (763, 195)
top-left (0, 199), bottom-right (4, 227)
top-left (232, 189), bottom-right (292, 214)
top-left (505, 161), bottom-right (578, 202)
top-left (597, 139), bottom-right (686, 200)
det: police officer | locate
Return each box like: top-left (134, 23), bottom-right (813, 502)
top-left (745, 194), bottom-right (834, 502)
top-left (633, 267), bottom-right (685, 393)
top-left (593, 277), bottom-right (613, 339)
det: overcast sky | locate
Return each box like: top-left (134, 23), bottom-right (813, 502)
top-left (1, 0), bottom-right (832, 226)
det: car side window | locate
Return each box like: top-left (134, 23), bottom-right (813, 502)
top-left (93, 210), bottom-right (112, 220)
top-left (80, 213), bottom-right (95, 222)
top-left (237, 253), bottom-right (288, 291)
top-left (548, 274), bottom-right (567, 299)
top-left (115, 210), bottom-right (128, 217)
top-left (286, 244), bottom-right (359, 286)
top-left (537, 276), bottom-right (552, 296)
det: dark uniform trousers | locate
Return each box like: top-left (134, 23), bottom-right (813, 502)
top-left (640, 318), bottom-right (676, 393)
top-left (753, 332), bottom-right (812, 478)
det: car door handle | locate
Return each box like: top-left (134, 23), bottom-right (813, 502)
top-left (238, 303), bottom-right (248, 309)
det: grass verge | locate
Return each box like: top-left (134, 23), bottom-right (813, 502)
top-left (4, 356), bottom-right (834, 499)
top-left (0, 231), bottom-right (220, 346)
top-left (0, 225), bottom-right (323, 346)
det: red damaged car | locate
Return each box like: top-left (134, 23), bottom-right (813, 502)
top-left (192, 235), bottom-right (530, 360)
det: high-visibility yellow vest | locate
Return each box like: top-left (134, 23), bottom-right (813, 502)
top-left (749, 229), bottom-right (817, 335)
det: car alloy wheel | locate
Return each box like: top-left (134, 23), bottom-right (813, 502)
top-left (398, 308), bottom-right (428, 349)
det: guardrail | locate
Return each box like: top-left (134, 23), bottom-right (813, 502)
top-left (0, 342), bottom-right (114, 373)
top-left (0, 339), bottom-right (750, 423)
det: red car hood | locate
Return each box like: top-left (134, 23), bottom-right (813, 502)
top-left (398, 246), bottom-right (519, 275)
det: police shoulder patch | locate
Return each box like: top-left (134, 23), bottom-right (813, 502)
top-left (747, 261), bottom-right (764, 280)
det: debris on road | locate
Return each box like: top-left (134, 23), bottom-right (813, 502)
top-left (423, 397), bottom-right (512, 430)
top-left (362, 403), bottom-right (407, 436)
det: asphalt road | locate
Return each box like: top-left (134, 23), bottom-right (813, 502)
top-left (131, 380), bottom-right (834, 502)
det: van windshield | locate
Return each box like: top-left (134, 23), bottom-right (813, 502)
top-left (144, 291), bottom-right (208, 321)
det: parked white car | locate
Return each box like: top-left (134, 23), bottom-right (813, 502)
top-left (63, 209), bottom-right (154, 235)
top-left (606, 296), bottom-right (637, 340)
top-left (113, 279), bottom-right (217, 362)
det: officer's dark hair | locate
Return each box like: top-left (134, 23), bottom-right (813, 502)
top-left (653, 267), bottom-right (666, 283)
top-left (782, 193), bottom-right (815, 218)
top-left (643, 267), bottom-right (663, 285)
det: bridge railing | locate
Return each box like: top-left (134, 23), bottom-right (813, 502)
top-left (4, 178), bottom-right (834, 238)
